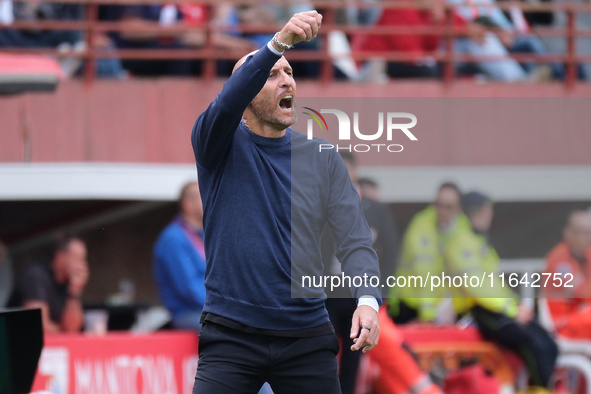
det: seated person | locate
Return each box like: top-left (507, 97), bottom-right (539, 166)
top-left (352, 0), bottom-right (494, 81)
top-left (4, 0), bottom-right (81, 48)
top-left (388, 182), bottom-right (470, 323)
top-left (153, 181), bottom-right (206, 331)
top-left (336, 0), bottom-right (382, 26)
top-left (353, 0), bottom-right (531, 82)
top-left (445, 191), bottom-right (558, 393)
top-left (353, 0), bottom-right (457, 80)
top-left (101, 4), bottom-right (195, 76)
top-left (101, 3), bottom-right (258, 77)
top-left (544, 210), bottom-right (591, 339)
top-left (227, 2), bottom-right (320, 78)
top-left (447, 0), bottom-right (564, 81)
top-left (9, 234), bottom-right (89, 333)
top-left (0, 0), bottom-right (125, 78)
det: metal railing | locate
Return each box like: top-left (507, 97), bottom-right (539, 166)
top-left (1, 0), bottom-right (590, 88)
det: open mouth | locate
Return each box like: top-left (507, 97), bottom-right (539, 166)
top-left (279, 95), bottom-right (293, 110)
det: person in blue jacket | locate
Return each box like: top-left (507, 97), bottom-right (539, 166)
top-left (153, 181), bottom-right (206, 331)
top-left (191, 10), bottom-right (381, 394)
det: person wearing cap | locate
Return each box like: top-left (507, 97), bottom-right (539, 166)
top-left (445, 191), bottom-right (558, 393)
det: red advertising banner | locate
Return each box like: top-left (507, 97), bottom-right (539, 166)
top-left (30, 332), bottom-right (198, 394)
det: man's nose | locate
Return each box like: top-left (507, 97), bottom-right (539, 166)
top-left (279, 71), bottom-right (294, 87)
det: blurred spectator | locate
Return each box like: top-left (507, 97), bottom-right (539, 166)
top-left (389, 182), bottom-right (470, 323)
top-left (353, 0), bottom-right (466, 80)
top-left (9, 234), bottom-right (89, 333)
top-left (338, 0), bottom-right (382, 26)
top-left (544, 210), bottom-right (591, 339)
top-left (497, 0), bottom-right (586, 80)
top-left (167, 4), bottom-right (258, 53)
top-left (445, 191), bottom-right (558, 392)
top-left (353, 0), bottom-right (533, 81)
top-left (101, 3), bottom-right (257, 77)
top-left (231, 1), bottom-right (320, 78)
top-left (101, 4), bottom-right (195, 76)
top-left (233, 1), bottom-right (313, 46)
top-left (546, 0), bottom-right (591, 80)
top-left (153, 181), bottom-right (206, 332)
top-left (0, 241), bottom-right (13, 309)
top-left (358, 176), bottom-right (380, 201)
top-left (233, 4), bottom-right (277, 48)
top-left (445, 0), bottom-right (524, 81)
top-left (0, 0), bottom-right (125, 78)
top-left (323, 153), bottom-right (398, 393)
top-left (448, 0), bottom-right (564, 79)
top-left (8, 1), bottom-right (81, 47)
top-left (181, 3), bottom-right (261, 77)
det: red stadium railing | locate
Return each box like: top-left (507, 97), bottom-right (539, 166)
top-left (1, 0), bottom-right (590, 89)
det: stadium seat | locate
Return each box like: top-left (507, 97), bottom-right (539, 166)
top-left (0, 52), bottom-right (63, 95)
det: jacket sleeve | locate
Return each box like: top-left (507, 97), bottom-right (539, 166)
top-left (325, 152), bottom-right (382, 302)
top-left (445, 233), bottom-right (518, 317)
top-left (154, 230), bottom-right (207, 309)
top-left (191, 45), bottom-right (281, 169)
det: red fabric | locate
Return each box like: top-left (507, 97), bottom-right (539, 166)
top-left (369, 307), bottom-right (440, 394)
top-left (444, 365), bottom-right (500, 394)
top-left (177, 4), bottom-right (207, 26)
top-left (560, 304), bottom-right (591, 339)
top-left (544, 242), bottom-right (591, 334)
top-left (400, 324), bottom-right (483, 344)
top-left (352, 3), bottom-right (467, 55)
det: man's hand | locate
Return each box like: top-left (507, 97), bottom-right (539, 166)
top-left (275, 11), bottom-right (322, 48)
top-left (67, 260), bottom-right (89, 296)
top-left (350, 305), bottom-right (380, 353)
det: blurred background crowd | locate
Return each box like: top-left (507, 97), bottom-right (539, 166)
top-left (0, 0), bottom-right (590, 82)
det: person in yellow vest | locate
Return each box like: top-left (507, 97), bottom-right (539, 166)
top-left (445, 191), bottom-right (558, 393)
top-left (389, 182), bottom-right (470, 323)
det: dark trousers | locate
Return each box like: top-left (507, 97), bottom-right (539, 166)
top-left (193, 322), bottom-right (342, 394)
top-left (325, 298), bottom-right (361, 394)
top-left (472, 306), bottom-right (558, 388)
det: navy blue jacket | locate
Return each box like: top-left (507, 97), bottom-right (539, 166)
top-left (191, 45), bottom-right (381, 331)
